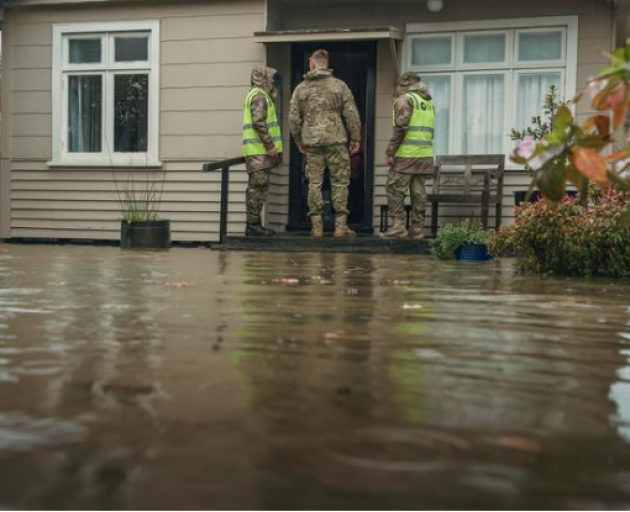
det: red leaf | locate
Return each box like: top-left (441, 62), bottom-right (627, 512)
top-left (613, 92), bottom-right (630, 129)
top-left (571, 148), bottom-right (608, 185)
top-left (595, 115), bottom-right (611, 137)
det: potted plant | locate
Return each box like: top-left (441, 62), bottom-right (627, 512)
top-left (510, 85), bottom-right (577, 205)
top-left (431, 219), bottom-right (491, 261)
top-left (114, 168), bottom-right (171, 250)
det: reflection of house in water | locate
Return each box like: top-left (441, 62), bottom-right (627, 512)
top-left (0, 0), bottom-right (624, 241)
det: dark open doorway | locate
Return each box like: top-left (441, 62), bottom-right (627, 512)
top-left (288, 41), bottom-right (377, 233)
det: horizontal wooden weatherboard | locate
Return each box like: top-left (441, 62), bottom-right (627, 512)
top-left (12, 200), bottom-right (244, 213)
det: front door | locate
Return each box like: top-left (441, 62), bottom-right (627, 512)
top-left (288, 41), bottom-right (376, 233)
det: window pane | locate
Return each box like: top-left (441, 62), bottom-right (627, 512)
top-left (69, 38), bottom-right (101, 64)
top-left (412, 37), bottom-right (452, 66)
top-left (115, 36), bottom-right (149, 62)
top-left (114, 74), bottom-right (149, 153)
top-left (463, 34), bottom-right (506, 64)
top-left (516, 73), bottom-right (562, 131)
top-left (68, 75), bottom-right (102, 153)
top-left (462, 74), bottom-right (505, 154)
top-left (519, 32), bottom-right (563, 61)
top-left (422, 76), bottom-right (450, 155)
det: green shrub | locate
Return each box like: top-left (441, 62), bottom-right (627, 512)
top-left (431, 220), bottom-right (488, 260)
top-left (489, 192), bottom-right (630, 277)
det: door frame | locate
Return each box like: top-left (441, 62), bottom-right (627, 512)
top-left (287, 41), bottom-right (377, 233)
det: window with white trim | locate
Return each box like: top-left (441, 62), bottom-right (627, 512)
top-left (405, 18), bottom-right (577, 158)
top-left (52, 21), bottom-right (160, 166)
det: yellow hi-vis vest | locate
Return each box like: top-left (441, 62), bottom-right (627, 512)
top-left (242, 88), bottom-right (283, 157)
top-left (394, 92), bottom-right (435, 159)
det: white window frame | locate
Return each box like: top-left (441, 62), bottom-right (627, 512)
top-left (51, 20), bottom-right (161, 168)
top-left (515, 28), bottom-right (567, 68)
top-left (406, 33), bottom-right (455, 71)
top-left (404, 16), bottom-right (578, 164)
top-left (458, 30), bottom-right (511, 70)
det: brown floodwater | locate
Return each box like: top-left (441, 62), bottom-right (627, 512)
top-left (1, 244), bottom-right (630, 509)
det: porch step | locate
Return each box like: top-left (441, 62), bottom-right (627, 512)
top-left (216, 234), bottom-right (432, 255)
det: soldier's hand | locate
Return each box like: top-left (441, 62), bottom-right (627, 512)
top-left (386, 156), bottom-right (394, 166)
top-left (267, 148), bottom-right (279, 159)
top-left (349, 141), bottom-right (360, 156)
top-left (299, 145), bottom-right (307, 154)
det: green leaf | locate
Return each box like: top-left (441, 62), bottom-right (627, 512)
top-left (579, 134), bottom-right (608, 150)
top-left (607, 170), bottom-right (630, 192)
top-left (554, 105), bottom-right (573, 132)
top-left (620, 206), bottom-right (630, 227)
top-left (536, 162), bottom-right (566, 201)
top-left (613, 47), bottom-right (627, 65)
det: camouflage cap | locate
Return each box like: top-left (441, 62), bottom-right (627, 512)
top-left (396, 72), bottom-right (422, 87)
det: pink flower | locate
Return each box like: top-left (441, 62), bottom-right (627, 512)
top-left (515, 136), bottom-right (537, 160)
top-left (529, 140), bottom-right (565, 169)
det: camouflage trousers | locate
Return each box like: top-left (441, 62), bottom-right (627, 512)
top-left (386, 171), bottom-right (428, 228)
top-left (246, 169), bottom-right (271, 224)
top-left (305, 144), bottom-right (350, 217)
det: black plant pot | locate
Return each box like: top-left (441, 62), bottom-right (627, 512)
top-left (514, 190), bottom-right (578, 206)
top-left (120, 220), bottom-right (171, 250)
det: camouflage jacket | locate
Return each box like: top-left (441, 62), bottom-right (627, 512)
top-left (386, 87), bottom-right (434, 175)
top-left (289, 69), bottom-right (361, 148)
top-left (245, 91), bottom-right (281, 173)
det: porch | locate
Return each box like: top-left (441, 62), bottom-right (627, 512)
top-left (217, 233), bottom-right (432, 254)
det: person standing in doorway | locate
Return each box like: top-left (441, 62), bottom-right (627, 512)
top-left (289, 49), bottom-right (361, 238)
top-left (243, 66), bottom-right (283, 237)
top-left (381, 73), bottom-right (435, 240)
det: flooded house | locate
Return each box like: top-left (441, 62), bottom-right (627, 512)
top-left (0, 0), bottom-right (622, 243)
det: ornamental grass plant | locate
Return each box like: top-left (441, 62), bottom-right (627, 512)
top-left (489, 191), bottom-right (630, 277)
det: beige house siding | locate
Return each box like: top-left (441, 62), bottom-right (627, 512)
top-left (0, 0), bottom-right (615, 241)
top-left (1, 0), bottom-right (266, 242)
top-left (265, 0), bottom-right (613, 232)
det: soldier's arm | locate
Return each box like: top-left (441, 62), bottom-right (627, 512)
top-left (288, 88), bottom-right (303, 147)
top-left (386, 96), bottom-right (413, 158)
top-left (251, 94), bottom-right (275, 150)
top-left (340, 83), bottom-right (361, 143)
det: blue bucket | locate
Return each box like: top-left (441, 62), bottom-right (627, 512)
top-left (456, 243), bottom-right (493, 262)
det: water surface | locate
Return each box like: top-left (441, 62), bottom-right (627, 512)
top-left (1, 245), bottom-right (630, 509)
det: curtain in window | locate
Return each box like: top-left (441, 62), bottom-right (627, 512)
top-left (68, 75), bottom-right (102, 153)
top-left (516, 72), bottom-right (562, 131)
top-left (422, 76), bottom-right (450, 155)
top-left (462, 74), bottom-right (504, 154)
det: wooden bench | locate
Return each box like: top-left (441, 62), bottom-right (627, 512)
top-left (429, 155), bottom-right (505, 235)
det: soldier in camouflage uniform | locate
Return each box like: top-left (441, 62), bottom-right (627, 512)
top-left (243, 66), bottom-right (283, 237)
top-left (381, 73), bottom-right (435, 240)
top-left (289, 49), bottom-right (361, 238)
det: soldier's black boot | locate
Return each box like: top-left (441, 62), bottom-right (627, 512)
top-left (245, 222), bottom-right (276, 237)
